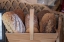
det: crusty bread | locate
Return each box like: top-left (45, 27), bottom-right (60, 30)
top-left (40, 13), bottom-right (56, 33)
top-left (2, 12), bottom-right (16, 33)
top-left (25, 14), bottom-right (39, 33)
top-left (14, 9), bottom-right (25, 23)
top-left (2, 11), bottom-right (25, 33)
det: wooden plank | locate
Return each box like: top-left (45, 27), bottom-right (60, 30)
top-left (6, 33), bottom-right (58, 40)
top-left (8, 39), bottom-right (56, 42)
top-left (8, 39), bottom-right (40, 42)
top-left (30, 9), bottom-right (34, 40)
top-left (34, 33), bottom-right (58, 40)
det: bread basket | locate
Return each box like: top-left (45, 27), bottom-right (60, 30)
top-left (0, 0), bottom-right (63, 42)
top-left (5, 9), bottom-right (63, 42)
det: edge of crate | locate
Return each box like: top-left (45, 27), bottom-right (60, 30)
top-left (6, 33), bottom-right (58, 40)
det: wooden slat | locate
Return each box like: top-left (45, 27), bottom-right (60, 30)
top-left (30, 9), bottom-right (34, 40)
top-left (40, 39), bottom-right (56, 42)
top-left (8, 39), bottom-right (56, 42)
top-left (6, 33), bottom-right (58, 40)
top-left (34, 33), bottom-right (58, 40)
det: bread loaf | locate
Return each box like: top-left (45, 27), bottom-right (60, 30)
top-left (2, 12), bottom-right (25, 33)
top-left (25, 14), bottom-right (39, 33)
top-left (14, 9), bottom-right (25, 23)
top-left (37, 10), bottom-right (50, 22)
top-left (40, 13), bottom-right (56, 33)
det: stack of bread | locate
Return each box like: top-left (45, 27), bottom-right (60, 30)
top-left (2, 9), bottom-right (57, 33)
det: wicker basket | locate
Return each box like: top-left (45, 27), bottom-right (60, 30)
top-left (0, 0), bottom-right (63, 42)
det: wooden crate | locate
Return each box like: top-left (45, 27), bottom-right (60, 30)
top-left (0, 0), bottom-right (63, 42)
top-left (5, 10), bottom-right (63, 42)
top-left (5, 9), bottom-right (63, 42)
top-left (6, 33), bottom-right (58, 42)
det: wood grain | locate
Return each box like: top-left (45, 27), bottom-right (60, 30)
top-left (30, 9), bottom-right (34, 40)
top-left (8, 39), bottom-right (56, 42)
top-left (6, 33), bottom-right (58, 40)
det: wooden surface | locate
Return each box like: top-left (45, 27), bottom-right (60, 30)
top-left (8, 39), bottom-right (56, 42)
top-left (30, 9), bottom-right (34, 40)
top-left (6, 33), bottom-right (58, 42)
top-left (6, 33), bottom-right (58, 40)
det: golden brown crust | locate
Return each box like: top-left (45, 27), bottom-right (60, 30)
top-left (2, 11), bottom-right (16, 32)
top-left (40, 13), bottom-right (56, 33)
top-left (2, 11), bottom-right (25, 33)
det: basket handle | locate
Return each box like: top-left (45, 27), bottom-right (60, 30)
top-left (29, 9), bottom-right (34, 40)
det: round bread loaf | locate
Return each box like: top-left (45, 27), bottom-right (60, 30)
top-left (40, 13), bottom-right (56, 33)
top-left (25, 14), bottom-right (39, 33)
top-left (2, 12), bottom-right (25, 33)
top-left (37, 10), bottom-right (50, 22)
top-left (14, 9), bottom-right (25, 23)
